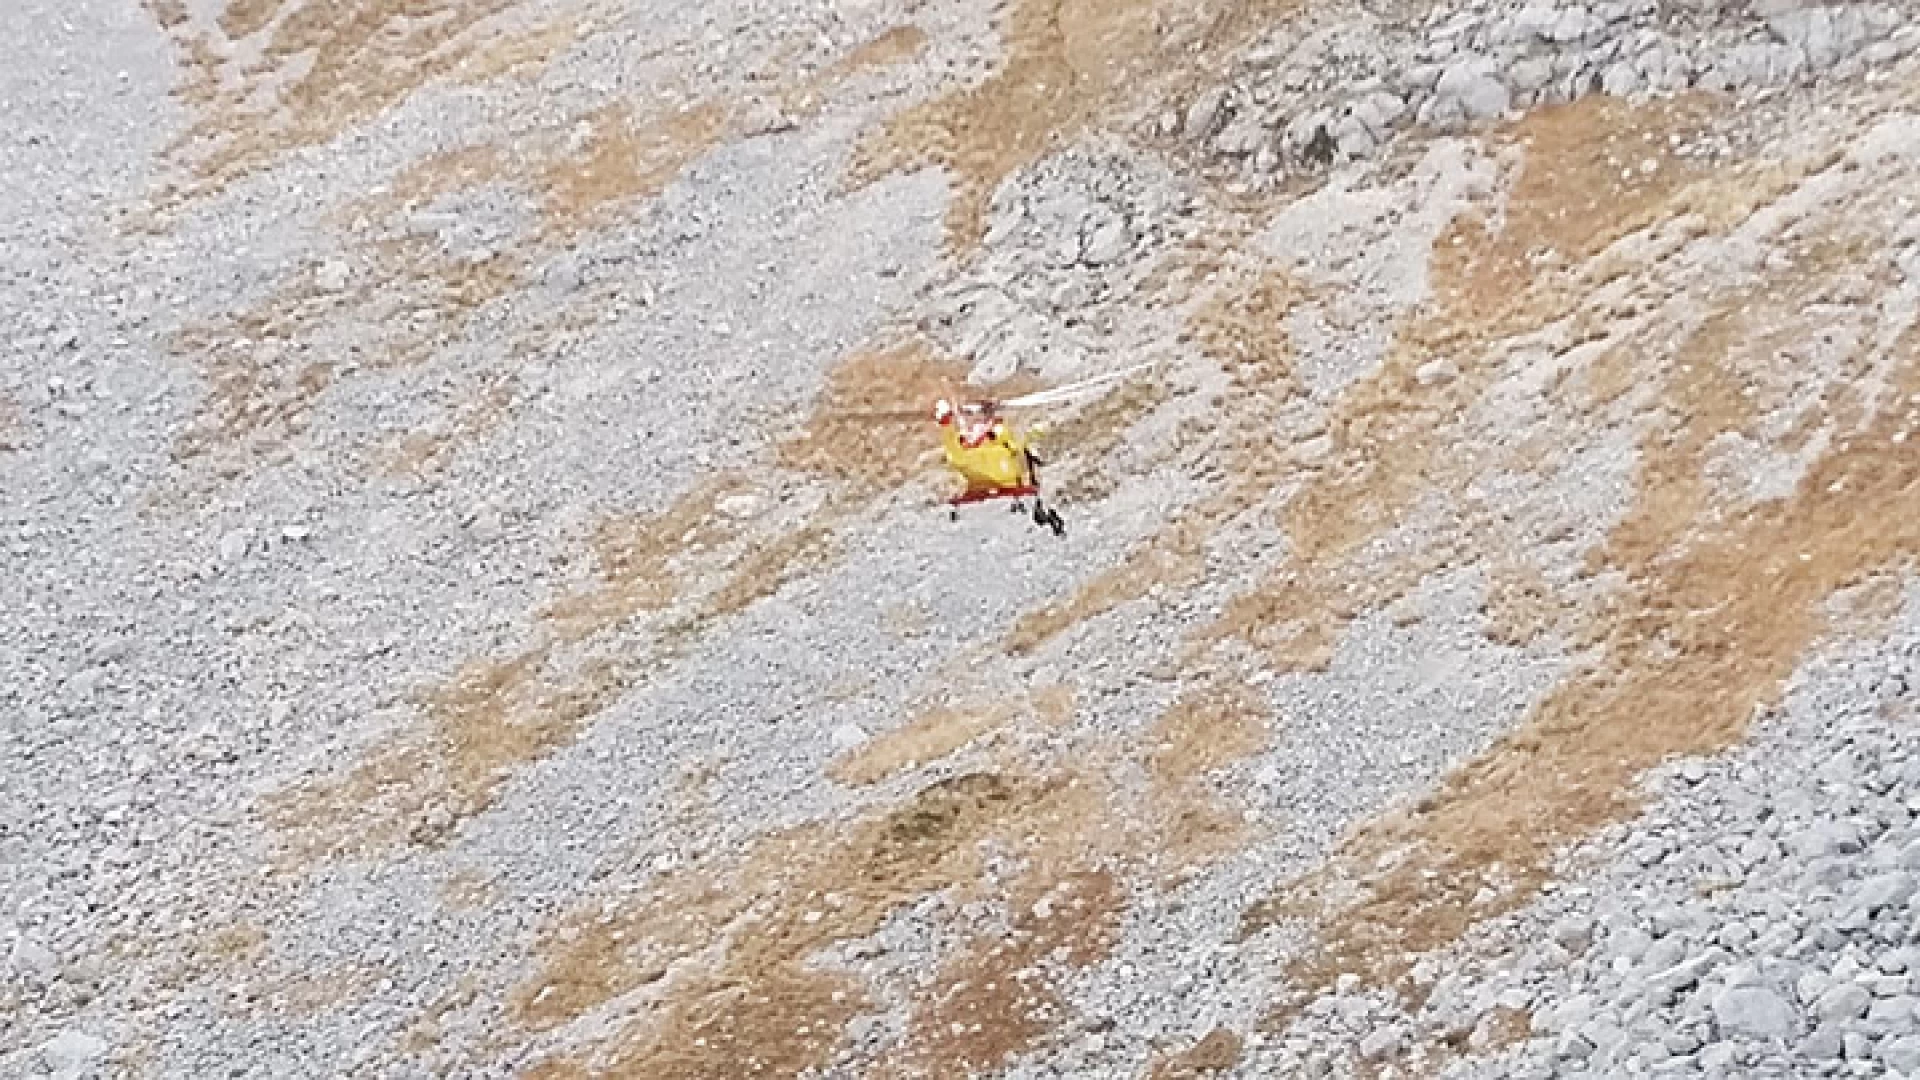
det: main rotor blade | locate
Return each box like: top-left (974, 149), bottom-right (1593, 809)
top-left (996, 361), bottom-right (1155, 411)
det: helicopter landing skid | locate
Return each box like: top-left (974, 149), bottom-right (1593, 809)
top-left (945, 485), bottom-right (1063, 537)
top-left (946, 484), bottom-right (1040, 506)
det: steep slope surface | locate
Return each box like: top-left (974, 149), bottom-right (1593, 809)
top-left (5, 0), bottom-right (1920, 1077)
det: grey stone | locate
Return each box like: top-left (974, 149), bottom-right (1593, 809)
top-left (1283, 109), bottom-right (1338, 166)
top-left (1665, 1027), bottom-right (1703, 1055)
top-left (1362, 91), bottom-right (1407, 130)
top-left (1802, 1022), bottom-right (1846, 1061)
top-left (1414, 358), bottom-right (1458, 387)
top-left (1401, 62), bottom-right (1443, 92)
top-left (1548, 993), bottom-right (1599, 1033)
top-left (216, 528), bottom-right (252, 564)
top-left (315, 259), bottom-right (351, 293)
top-left (1766, 8), bottom-right (1868, 69)
top-left (1433, 59), bottom-right (1510, 125)
top-left (1185, 88), bottom-right (1230, 141)
top-left (1707, 42), bottom-right (1806, 91)
top-left (1550, 7), bottom-right (1598, 44)
top-left (9, 935), bottom-right (56, 978)
top-left (1881, 1034), bottom-right (1920, 1072)
top-left (1852, 872), bottom-right (1916, 914)
top-left (1650, 905), bottom-right (1699, 939)
top-left (1511, 3), bottom-right (1559, 41)
top-left (1712, 985), bottom-right (1796, 1042)
top-left (1645, 936), bottom-right (1686, 973)
top-left (1610, 926), bottom-right (1655, 964)
top-left (1652, 951), bottom-right (1721, 994)
top-left (1860, 972), bottom-right (1910, 997)
top-left (1211, 116), bottom-right (1266, 157)
top-left (1583, 1018), bottom-right (1628, 1056)
top-left (1861, 40), bottom-right (1902, 66)
top-left (1358, 1024), bottom-right (1405, 1061)
top-left (40, 1030), bottom-right (107, 1072)
top-left (1553, 915), bottom-right (1595, 953)
top-left (1697, 1041), bottom-right (1739, 1070)
top-left (1508, 57), bottom-right (1555, 93)
top-left (1637, 45), bottom-right (1693, 92)
top-left (1816, 981), bottom-right (1873, 1022)
top-left (1739, 833), bottom-right (1779, 869)
top-left (1866, 994), bottom-right (1919, 1025)
top-left (1600, 60), bottom-right (1643, 97)
top-left (1794, 820), bottom-right (1865, 859)
top-left (405, 211), bottom-right (456, 239)
top-left (1330, 113), bottom-right (1377, 160)
top-left (1556, 1028), bottom-right (1596, 1060)
top-left (1080, 209), bottom-right (1130, 266)
top-left (1292, 435), bottom-right (1334, 465)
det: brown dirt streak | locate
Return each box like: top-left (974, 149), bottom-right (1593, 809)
top-left (270, 330), bottom-right (1011, 866)
top-left (893, 869), bottom-right (1125, 1075)
top-left (270, 473), bottom-right (759, 858)
top-left (777, 339), bottom-right (1032, 493)
top-left (1142, 682), bottom-right (1273, 878)
top-left (540, 101), bottom-right (731, 237)
top-left (541, 475), bottom-right (748, 641)
top-left (1147, 683), bottom-right (1267, 787)
top-left (520, 772), bottom-right (1096, 1077)
top-left (699, 515), bottom-right (841, 620)
top-left (828, 704), bottom-right (1011, 787)
top-left (514, 670), bottom-right (1263, 1074)
top-left (1150, 1027), bottom-right (1245, 1079)
top-left (779, 25), bottom-right (929, 118)
top-left (167, 20), bottom-right (931, 476)
top-left (379, 380), bottom-right (517, 476)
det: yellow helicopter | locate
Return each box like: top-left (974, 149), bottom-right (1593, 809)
top-left (928, 362), bottom-right (1154, 538)
top-left (931, 395), bottom-right (1062, 534)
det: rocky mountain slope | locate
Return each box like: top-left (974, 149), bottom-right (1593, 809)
top-left (6, 0), bottom-right (1920, 1077)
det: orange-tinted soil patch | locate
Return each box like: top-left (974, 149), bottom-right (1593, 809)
top-left (890, 870), bottom-right (1124, 1076)
top-left (540, 101), bottom-right (732, 235)
top-left (1150, 1027), bottom-right (1245, 1079)
top-left (830, 703), bottom-right (1013, 787)
top-left (777, 340), bottom-right (983, 492)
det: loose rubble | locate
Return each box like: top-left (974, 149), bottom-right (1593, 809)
top-left (1169, 0), bottom-right (1920, 184)
top-left (6, 0), bottom-right (1920, 1076)
top-left (1250, 603), bottom-right (1920, 1078)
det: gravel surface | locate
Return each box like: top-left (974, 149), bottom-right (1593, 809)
top-left (6, 0), bottom-right (1920, 1077)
